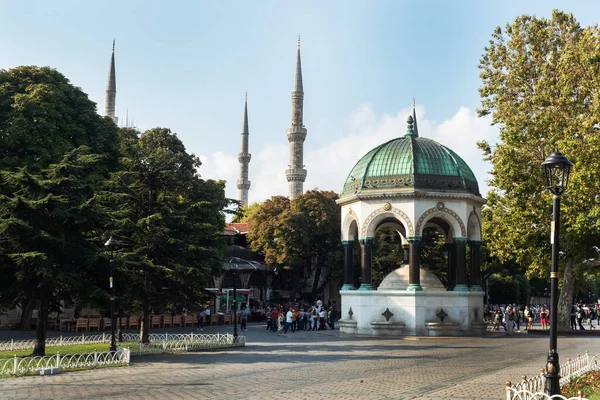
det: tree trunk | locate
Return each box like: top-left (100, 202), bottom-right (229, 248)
top-left (557, 257), bottom-right (575, 332)
top-left (141, 302), bottom-right (150, 343)
top-left (32, 297), bottom-right (49, 357)
top-left (311, 262), bottom-right (323, 302)
top-left (17, 297), bottom-right (35, 330)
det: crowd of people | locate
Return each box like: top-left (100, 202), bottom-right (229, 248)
top-left (260, 301), bottom-right (338, 334)
top-left (485, 301), bottom-right (599, 333)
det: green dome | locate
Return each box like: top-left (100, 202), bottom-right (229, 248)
top-left (342, 117), bottom-right (479, 197)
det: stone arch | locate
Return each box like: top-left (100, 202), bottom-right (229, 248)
top-left (467, 208), bottom-right (482, 241)
top-left (342, 212), bottom-right (360, 241)
top-left (415, 202), bottom-right (466, 238)
top-left (361, 205), bottom-right (414, 239)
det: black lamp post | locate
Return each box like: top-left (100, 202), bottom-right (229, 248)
top-left (232, 267), bottom-right (238, 339)
top-left (104, 236), bottom-right (118, 352)
top-left (541, 149), bottom-right (573, 396)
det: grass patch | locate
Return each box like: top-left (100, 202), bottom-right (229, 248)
top-left (562, 370), bottom-right (600, 399)
top-left (0, 342), bottom-right (138, 361)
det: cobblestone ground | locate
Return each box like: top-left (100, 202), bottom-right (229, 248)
top-left (1, 324), bottom-right (599, 400)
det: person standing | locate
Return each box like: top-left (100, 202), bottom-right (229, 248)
top-left (271, 308), bottom-right (279, 332)
top-left (284, 308), bottom-right (293, 333)
top-left (540, 307), bottom-right (549, 330)
top-left (204, 306), bottom-right (211, 327)
top-left (570, 306), bottom-right (577, 330)
top-left (504, 306), bottom-right (514, 334)
top-left (240, 307), bottom-right (248, 331)
top-left (197, 309), bottom-right (204, 331)
top-left (576, 306), bottom-right (586, 330)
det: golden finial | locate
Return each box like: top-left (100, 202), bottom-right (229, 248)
top-left (413, 97), bottom-right (416, 108)
top-left (298, 34), bottom-right (300, 48)
top-left (112, 39), bottom-right (115, 52)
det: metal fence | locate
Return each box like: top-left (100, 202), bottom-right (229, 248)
top-left (0, 348), bottom-right (130, 377)
top-left (0, 332), bottom-right (243, 351)
top-left (506, 352), bottom-right (600, 400)
top-left (0, 333), bottom-right (244, 377)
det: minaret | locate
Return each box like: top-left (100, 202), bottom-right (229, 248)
top-left (412, 97), bottom-right (419, 137)
top-left (285, 35), bottom-right (307, 199)
top-left (105, 40), bottom-right (117, 123)
top-left (237, 93), bottom-right (251, 206)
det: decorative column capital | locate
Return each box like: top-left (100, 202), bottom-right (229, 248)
top-left (359, 237), bottom-right (374, 246)
top-left (407, 236), bottom-right (421, 243)
top-left (341, 240), bottom-right (353, 246)
top-left (467, 240), bottom-right (482, 247)
top-left (454, 237), bottom-right (468, 245)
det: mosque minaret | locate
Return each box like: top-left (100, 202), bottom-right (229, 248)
top-left (105, 40), bottom-right (117, 123)
top-left (237, 93), bottom-right (252, 206)
top-left (285, 35), bottom-right (307, 199)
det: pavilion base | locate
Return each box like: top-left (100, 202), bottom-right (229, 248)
top-left (340, 289), bottom-right (485, 336)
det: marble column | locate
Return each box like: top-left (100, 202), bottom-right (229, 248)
top-left (359, 238), bottom-right (373, 290)
top-left (402, 243), bottom-right (409, 265)
top-left (469, 240), bottom-right (483, 291)
top-left (446, 243), bottom-right (456, 291)
top-left (341, 240), bottom-right (355, 290)
top-left (407, 236), bottom-right (422, 291)
top-left (454, 237), bottom-right (469, 291)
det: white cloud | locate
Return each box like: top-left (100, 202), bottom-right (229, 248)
top-left (198, 104), bottom-right (499, 204)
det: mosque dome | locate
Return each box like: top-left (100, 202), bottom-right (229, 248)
top-left (378, 265), bottom-right (445, 291)
top-left (342, 114), bottom-right (479, 198)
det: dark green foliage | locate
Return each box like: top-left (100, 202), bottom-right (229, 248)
top-left (0, 66), bottom-right (119, 171)
top-left (100, 127), bottom-right (230, 342)
top-left (0, 147), bottom-right (107, 355)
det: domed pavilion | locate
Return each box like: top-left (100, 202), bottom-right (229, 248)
top-left (337, 104), bottom-right (486, 336)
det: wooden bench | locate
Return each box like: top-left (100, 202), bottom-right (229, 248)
top-left (88, 317), bottom-right (101, 331)
top-left (224, 314), bottom-right (232, 324)
top-left (151, 315), bottom-right (161, 329)
top-left (120, 316), bottom-right (128, 330)
top-left (128, 315), bottom-right (139, 330)
top-left (184, 315), bottom-right (195, 327)
top-left (210, 314), bottom-right (218, 326)
top-left (163, 314), bottom-right (173, 328)
top-left (172, 315), bottom-right (182, 328)
top-left (103, 317), bottom-right (112, 330)
top-left (73, 318), bottom-right (88, 332)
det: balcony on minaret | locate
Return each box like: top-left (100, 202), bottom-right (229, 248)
top-left (285, 167), bottom-right (307, 182)
top-left (236, 179), bottom-right (251, 190)
top-left (238, 153), bottom-right (251, 163)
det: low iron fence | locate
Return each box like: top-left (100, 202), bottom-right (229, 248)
top-left (506, 351), bottom-right (600, 400)
top-left (0, 332), bottom-right (242, 351)
top-left (0, 348), bottom-right (130, 377)
top-left (0, 333), bottom-right (244, 377)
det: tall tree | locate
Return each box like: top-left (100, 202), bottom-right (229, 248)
top-left (0, 66), bottom-right (119, 171)
top-left (0, 147), bottom-right (107, 356)
top-left (101, 127), bottom-right (229, 342)
top-left (247, 191), bottom-right (343, 301)
top-left (478, 10), bottom-right (600, 329)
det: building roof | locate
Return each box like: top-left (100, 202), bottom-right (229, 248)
top-left (224, 223), bottom-right (249, 236)
top-left (342, 115), bottom-right (479, 197)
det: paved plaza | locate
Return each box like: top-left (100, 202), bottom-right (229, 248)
top-left (1, 324), bottom-right (600, 400)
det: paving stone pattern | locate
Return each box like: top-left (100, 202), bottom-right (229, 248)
top-left (1, 325), bottom-right (599, 400)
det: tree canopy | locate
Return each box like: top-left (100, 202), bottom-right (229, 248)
top-left (246, 190), bottom-right (343, 301)
top-left (478, 10), bottom-right (600, 328)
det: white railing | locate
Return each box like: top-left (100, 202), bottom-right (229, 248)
top-left (505, 388), bottom-right (586, 400)
top-left (0, 348), bottom-right (130, 377)
top-left (128, 333), bottom-right (245, 356)
top-left (506, 352), bottom-right (600, 400)
top-left (0, 332), bottom-right (244, 351)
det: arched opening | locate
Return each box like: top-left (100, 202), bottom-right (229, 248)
top-left (372, 219), bottom-right (407, 288)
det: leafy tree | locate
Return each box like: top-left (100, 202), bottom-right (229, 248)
top-left (231, 202), bottom-right (260, 223)
top-left (478, 10), bottom-right (600, 329)
top-left (0, 66), bottom-right (119, 171)
top-left (247, 191), bottom-right (343, 301)
top-left (101, 127), bottom-right (229, 342)
top-left (372, 228), bottom-right (404, 288)
top-left (0, 147), bottom-right (107, 356)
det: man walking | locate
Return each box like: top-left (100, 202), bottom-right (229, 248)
top-left (284, 308), bottom-right (294, 333)
top-left (197, 309), bottom-right (204, 331)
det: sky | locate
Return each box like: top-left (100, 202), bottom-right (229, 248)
top-left (2, 1), bottom-right (600, 205)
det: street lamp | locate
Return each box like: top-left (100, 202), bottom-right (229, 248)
top-left (231, 266), bottom-right (238, 339)
top-left (541, 149), bottom-right (573, 396)
top-left (104, 236), bottom-right (118, 352)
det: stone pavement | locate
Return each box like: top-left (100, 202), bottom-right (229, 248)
top-left (1, 323), bottom-right (600, 400)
